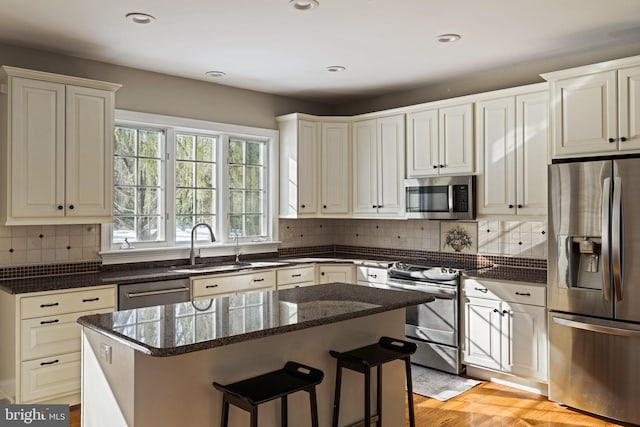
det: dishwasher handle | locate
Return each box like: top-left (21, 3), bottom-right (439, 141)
top-left (126, 287), bottom-right (190, 298)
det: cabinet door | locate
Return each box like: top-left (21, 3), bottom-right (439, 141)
top-left (501, 302), bottom-right (547, 381)
top-left (10, 77), bottom-right (65, 219)
top-left (406, 109), bottom-right (439, 177)
top-left (297, 120), bottom-right (319, 215)
top-left (439, 103), bottom-right (474, 174)
top-left (516, 91), bottom-right (548, 216)
top-left (618, 65), bottom-right (640, 152)
top-left (551, 71), bottom-right (617, 157)
top-left (462, 297), bottom-right (502, 370)
top-left (476, 97), bottom-right (516, 216)
top-left (377, 115), bottom-right (405, 216)
top-left (352, 120), bottom-right (378, 215)
top-left (318, 264), bottom-right (355, 284)
top-left (65, 85), bottom-right (114, 219)
top-left (321, 122), bottom-right (350, 215)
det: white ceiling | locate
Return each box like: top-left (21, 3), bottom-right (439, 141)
top-left (1, 0), bottom-right (639, 103)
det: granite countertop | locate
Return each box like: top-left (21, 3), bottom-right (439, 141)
top-left (463, 265), bottom-right (547, 284)
top-left (77, 282), bottom-right (433, 357)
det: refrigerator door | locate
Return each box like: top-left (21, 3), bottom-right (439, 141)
top-left (613, 159), bottom-right (640, 323)
top-left (548, 312), bottom-right (640, 425)
top-left (548, 161), bottom-right (613, 318)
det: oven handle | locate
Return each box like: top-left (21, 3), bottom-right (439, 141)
top-left (125, 287), bottom-right (190, 298)
top-left (385, 281), bottom-right (456, 299)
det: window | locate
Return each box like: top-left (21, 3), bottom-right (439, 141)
top-left (104, 110), bottom-right (278, 260)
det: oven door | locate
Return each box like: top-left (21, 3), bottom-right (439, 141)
top-left (386, 279), bottom-right (458, 347)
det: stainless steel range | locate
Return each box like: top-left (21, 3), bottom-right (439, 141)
top-left (386, 262), bottom-right (462, 374)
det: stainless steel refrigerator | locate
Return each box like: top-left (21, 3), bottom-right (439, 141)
top-left (548, 158), bottom-right (640, 425)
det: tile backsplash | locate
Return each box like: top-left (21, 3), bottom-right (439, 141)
top-left (0, 224), bottom-right (101, 267)
top-left (280, 218), bottom-right (547, 259)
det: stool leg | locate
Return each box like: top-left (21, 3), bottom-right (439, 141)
top-left (281, 395), bottom-right (288, 427)
top-left (250, 405), bottom-right (258, 427)
top-left (364, 368), bottom-right (371, 427)
top-left (376, 365), bottom-right (382, 427)
top-left (332, 363), bottom-right (343, 427)
top-left (220, 396), bottom-right (229, 427)
top-left (404, 357), bottom-right (416, 427)
top-left (309, 386), bottom-right (319, 427)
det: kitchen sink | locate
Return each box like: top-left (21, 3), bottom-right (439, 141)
top-left (170, 260), bottom-right (288, 274)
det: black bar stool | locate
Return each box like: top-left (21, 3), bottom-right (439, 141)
top-left (329, 336), bottom-right (417, 427)
top-left (212, 361), bottom-right (324, 427)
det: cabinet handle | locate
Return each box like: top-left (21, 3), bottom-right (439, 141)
top-left (433, 165), bottom-right (438, 169)
top-left (515, 292), bottom-right (531, 296)
top-left (493, 308), bottom-right (500, 314)
top-left (372, 205), bottom-right (377, 209)
top-left (40, 302), bottom-right (59, 308)
top-left (517, 204), bottom-right (523, 209)
top-left (57, 205), bottom-right (63, 210)
top-left (40, 319), bottom-right (59, 325)
top-left (369, 274), bottom-right (377, 279)
top-left (508, 204), bottom-right (515, 209)
top-left (378, 205), bottom-right (383, 208)
top-left (253, 278), bottom-right (264, 282)
top-left (502, 310), bottom-right (510, 315)
top-left (69, 204), bottom-right (74, 210)
top-left (439, 164), bottom-right (445, 168)
top-left (82, 297), bottom-right (100, 303)
top-left (40, 359), bottom-right (59, 366)
top-left (474, 287), bottom-right (488, 293)
top-left (205, 284), bottom-right (219, 289)
top-left (621, 137), bottom-right (627, 142)
top-left (608, 138), bottom-right (615, 143)
top-left (291, 274), bottom-right (302, 278)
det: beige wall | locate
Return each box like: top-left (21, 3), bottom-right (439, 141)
top-left (0, 43), bottom-right (332, 129)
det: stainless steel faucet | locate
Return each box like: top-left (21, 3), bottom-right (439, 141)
top-left (190, 223), bottom-right (215, 265)
top-left (232, 230), bottom-right (241, 264)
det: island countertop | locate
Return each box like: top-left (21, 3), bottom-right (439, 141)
top-left (77, 282), bottom-right (432, 357)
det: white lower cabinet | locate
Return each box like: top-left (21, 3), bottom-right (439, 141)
top-left (355, 265), bottom-right (388, 287)
top-left (0, 284), bottom-right (116, 404)
top-left (317, 263), bottom-right (356, 284)
top-left (191, 269), bottom-right (276, 299)
top-left (276, 265), bottom-right (316, 289)
top-left (462, 278), bottom-right (547, 382)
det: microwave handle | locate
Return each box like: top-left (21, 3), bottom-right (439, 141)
top-left (448, 184), bottom-right (454, 213)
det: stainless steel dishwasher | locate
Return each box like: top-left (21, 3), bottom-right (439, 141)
top-left (118, 278), bottom-right (191, 310)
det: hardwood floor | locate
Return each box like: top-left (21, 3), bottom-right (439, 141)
top-left (70, 381), bottom-right (633, 426)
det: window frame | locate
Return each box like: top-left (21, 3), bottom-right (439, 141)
top-left (101, 110), bottom-right (279, 264)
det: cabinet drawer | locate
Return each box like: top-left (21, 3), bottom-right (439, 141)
top-left (21, 308), bottom-right (113, 361)
top-left (192, 269), bottom-right (276, 298)
top-left (20, 352), bottom-right (80, 403)
top-left (276, 265), bottom-right (315, 286)
top-left (355, 266), bottom-right (388, 285)
top-left (21, 287), bottom-right (116, 319)
top-left (278, 281), bottom-right (316, 290)
top-left (464, 279), bottom-right (546, 306)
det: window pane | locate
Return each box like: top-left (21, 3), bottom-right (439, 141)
top-left (245, 191), bottom-right (262, 214)
top-left (137, 188), bottom-right (161, 215)
top-left (176, 215), bottom-right (194, 238)
top-left (196, 163), bottom-right (214, 188)
top-left (229, 190), bottom-right (243, 214)
top-left (176, 161), bottom-right (194, 187)
top-left (246, 166), bottom-right (262, 190)
top-left (229, 139), bottom-right (244, 164)
top-left (176, 134), bottom-right (194, 160)
top-left (246, 142), bottom-right (263, 165)
top-left (138, 159), bottom-right (161, 187)
top-left (114, 187), bottom-right (135, 215)
top-left (139, 130), bottom-right (162, 158)
top-left (196, 189), bottom-right (216, 214)
top-left (115, 127), bottom-right (136, 156)
top-left (229, 165), bottom-right (244, 188)
top-left (196, 136), bottom-right (215, 162)
top-left (244, 215), bottom-right (262, 236)
top-left (114, 157), bottom-right (136, 186)
top-left (176, 189), bottom-right (194, 215)
top-left (113, 216), bottom-right (135, 243)
top-left (229, 215), bottom-right (242, 232)
top-left (136, 216), bottom-right (162, 241)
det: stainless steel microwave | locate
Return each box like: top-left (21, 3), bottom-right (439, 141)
top-left (405, 175), bottom-right (476, 220)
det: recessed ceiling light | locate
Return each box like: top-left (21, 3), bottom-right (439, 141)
top-left (436, 33), bottom-right (461, 43)
top-left (289, 0), bottom-right (319, 11)
top-left (205, 70), bottom-right (226, 78)
top-left (326, 65), bottom-right (346, 73)
top-left (126, 12), bottom-right (156, 24)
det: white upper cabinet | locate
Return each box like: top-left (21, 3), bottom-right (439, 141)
top-left (542, 56), bottom-right (640, 158)
top-left (406, 102), bottom-right (474, 177)
top-left (475, 85), bottom-right (548, 217)
top-left (0, 66), bottom-right (120, 225)
top-left (352, 115), bottom-right (405, 217)
top-left (278, 114), bottom-right (351, 218)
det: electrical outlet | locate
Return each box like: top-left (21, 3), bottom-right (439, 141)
top-left (101, 343), bottom-right (112, 364)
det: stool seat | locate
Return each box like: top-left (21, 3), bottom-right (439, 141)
top-left (213, 361), bottom-right (323, 427)
top-left (330, 336), bottom-right (417, 427)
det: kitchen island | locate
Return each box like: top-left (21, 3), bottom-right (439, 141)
top-left (78, 283), bottom-right (432, 427)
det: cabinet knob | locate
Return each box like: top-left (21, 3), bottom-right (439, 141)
top-left (378, 205), bottom-right (383, 208)
top-left (517, 204), bottom-right (523, 208)
top-left (439, 164), bottom-right (445, 168)
top-left (508, 204), bottom-right (515, 209)
top-left (608, 138), bottom-right (616, 143)
top-left (321, 272), bottom-right (325, 276)
top-left (323, 205), bottom-right (327, 209)
top-left (502, 310), bottom-right (510, 315)
top-left (433, 165), bottom-right (438, 169)
top-left (57, 205), bottom-right (63, 210)
top-left (301, 204), bottom-right (306, 208)
top-left (621, 137), bottom-right (627, 142)
top-left (493, 308), bottom-right (500, 313)
top-left (69, 204), bottom-right (74, 210)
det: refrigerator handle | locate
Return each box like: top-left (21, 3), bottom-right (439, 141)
top-left (612, 177), bottom-right (623, 302)
top-left (552, 316), bottom-right (640, 337)
top-left (602, 177), bottom-right (612, 302)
